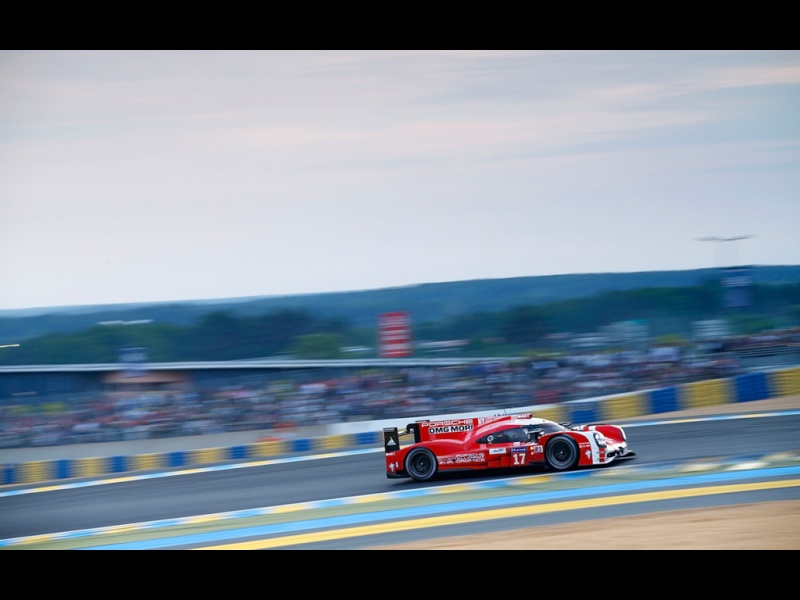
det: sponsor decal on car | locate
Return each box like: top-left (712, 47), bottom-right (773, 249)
top-left (454, 453), bottom-right (484, 464)
top-left (430, 424), bottom-right (474, 434)
top-left (427, 418), bottom-right (474, 427)
top-left (510, 447), bottom-right (527, 454)
top-left (489, 447), bottom-right (507, 455)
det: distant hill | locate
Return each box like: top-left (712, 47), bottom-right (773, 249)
top-left (2, 266), bottom-right (799, 342)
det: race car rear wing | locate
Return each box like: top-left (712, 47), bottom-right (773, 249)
top-left (383, 426), bottom-right (409, 453)
top-left (382, 420), bottom-right (428, 453)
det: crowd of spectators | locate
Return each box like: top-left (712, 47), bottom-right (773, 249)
top-left (1, 329), bottom-right (798, 449)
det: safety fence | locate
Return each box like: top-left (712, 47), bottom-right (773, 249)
top-left (2, 366), bottom-right (799, 485)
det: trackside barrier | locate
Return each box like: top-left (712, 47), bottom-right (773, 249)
top-left (192, 447), bottom-right (226, 465)
top-left (734, 372), bottom-right (770, 402)
top-left (19, 461), bottom-right (50, 484)
top-left (291, 439), bottom-right (313, 453)
top-left (1, 365), bottom-right (798, 486)
top-left (132, 453), bottom-right (164, 472)
top-left (569, 403), bottom-right (599, 424)
top-left (599, 392), bottom-right (646, 421)
top-left (774, 367), bottom-right (800, 396)
top-left (354, 431), bottom-right (379, 446)
top-left (682, 379), bottom-right (732, 410)
top-left (230, 445), bottom-right (249, 460)
top-left (316, 434), bottom-right (349, 451)
top-left (55, 459), bottom-right (70, 480)
top-left (534, 405), bottom-right (565, 423)
top-left (167, 452), bottom-right (185, 468)
top-left (111, 456), bottom-right (127, 473)
top-left (253, 440), bottom-right (288, 457)
top-left (650, 387), bottom-right (680, 414)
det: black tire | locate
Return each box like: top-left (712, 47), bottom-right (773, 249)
top-left (545, 435), bottom-right (579, 471)
top-left (405, 447), bottom-right (438, 482)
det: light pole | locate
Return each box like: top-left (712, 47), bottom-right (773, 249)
top-left (0, 344), bottom-right (20, 367)
top-left (98, 320), bottom-right (151, 368)
top-left (697, 236), bottom-right (755, 313)
top-left (697, 235), bottom-right (754, 269)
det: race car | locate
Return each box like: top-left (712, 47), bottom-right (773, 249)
top-left (383, 413), bottom-right (635, 482)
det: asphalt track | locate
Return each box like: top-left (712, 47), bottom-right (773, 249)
top-left (1, 397), bottom-right (799, 549)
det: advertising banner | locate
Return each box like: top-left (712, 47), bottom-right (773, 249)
top-left (378, 312), bottom-right (412, 358)
top-left (722, 266), bottom-right (753, 308)
top-left (119, 346), bottom-right (148, 377)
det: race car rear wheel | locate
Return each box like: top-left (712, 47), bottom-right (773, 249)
top-left (405, 447), bottom-right (438, 482)
top-left (545, 436), bottom-right (579, 471)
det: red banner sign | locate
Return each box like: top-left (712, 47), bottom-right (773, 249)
top-left (378, 312), bottom-right (412, 358)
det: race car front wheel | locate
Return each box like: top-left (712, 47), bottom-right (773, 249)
top-left (405, 447), bottom-right (438, 482)
top-left (545, 436), bottom-right (579, 471)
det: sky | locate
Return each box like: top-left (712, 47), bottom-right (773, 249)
top-left (1, 50), bottom-right (799, 311)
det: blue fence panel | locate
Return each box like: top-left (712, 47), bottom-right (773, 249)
top-left (55, 459), bottom-right (72, 480)
top-left (167, 451), bottom-right (186, 468)
top-left (1, 465), bottom-right (14, 485)
top-left (649, 387), bottom-right (679, 414)
top-left (569, 406), bottom-right (599, 423)
top-left (229, 445), bottom-right (249, 460)
top-left (734, 372), bottom-right (770, 402)
top-left (291, 438), bottom-right (312, 453)
top-left (355, 431), bottom-right (378, 446)
top-left (110, 455), bottom-right (128, 473)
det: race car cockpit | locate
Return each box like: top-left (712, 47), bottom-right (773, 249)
top-left (478, 427), bottom-right (531, 444)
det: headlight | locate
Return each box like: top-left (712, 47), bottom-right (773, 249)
top-left (593, 432), bottom-right (607, 447)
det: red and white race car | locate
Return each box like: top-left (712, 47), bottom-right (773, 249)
top-left (383, 413), bottom-right (635, 482)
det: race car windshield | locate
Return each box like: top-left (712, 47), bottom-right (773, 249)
top-left (536, 422), bottom-right (568, 434)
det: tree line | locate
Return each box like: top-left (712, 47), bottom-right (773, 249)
top-left (1, 282), bottom-right (798, 365)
